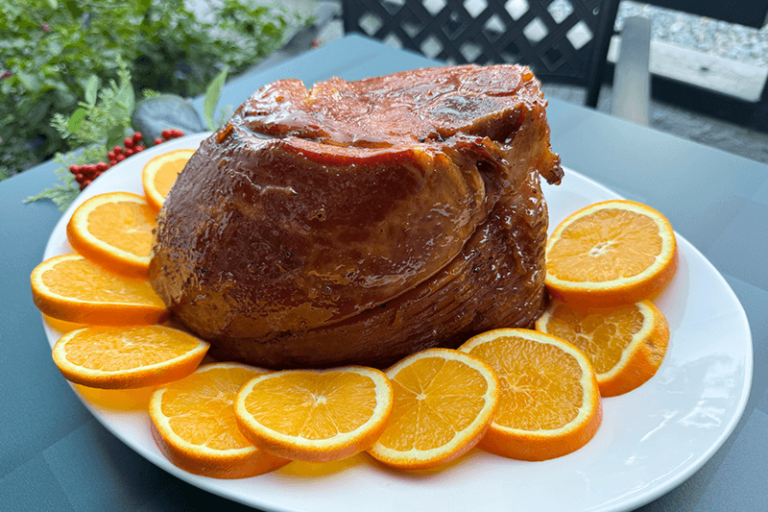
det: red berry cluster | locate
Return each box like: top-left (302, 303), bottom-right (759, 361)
top-left (153, 129), bottom-right (185, 146)
top-left (69, 132), bottom-right (146, 191)
top-left (69, 162), bottom-right (109, 190)
top-left (107, 132), bottom-right (146, 166)
top-left (69, 129), bottom-right (185, 191)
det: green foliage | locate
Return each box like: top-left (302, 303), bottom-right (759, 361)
top-left (26, 60), bottom-right (146, 210)
top-left (26, 56), bottom-right (234, 211)
top-left (1, 0), bottom-right (300, 178)
top-left (51, 58), bottom-right (134, 152)
top-left (204, 66), bottom-right (229, 131)
top-left (141, 88), bottom-right (161, 99)
top-left (22, 152), bottom-right (79, 210)
top-left (1, 0), bottom-right (147, 175)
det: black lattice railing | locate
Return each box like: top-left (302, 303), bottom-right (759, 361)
top-left (342, 0), bottom-right (620, 107)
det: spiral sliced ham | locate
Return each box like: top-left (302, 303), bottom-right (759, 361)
top-left (149, 64), bottom-right (563, 369)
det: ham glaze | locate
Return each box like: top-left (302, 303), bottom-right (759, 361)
top-left (149, 64), bottom-right (563, 368)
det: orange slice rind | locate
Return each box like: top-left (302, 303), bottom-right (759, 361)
top-left (545, 200), bottom-right (678, 308)
top-left (150, 363), bottom-right (290, 479)
top-left (31, 254), bottom-right (168, 325)
top-left (43, 314), bottom-right (88, 333)
top-left (66, 191), bottom-right (157, 278)
top-left (142, 149), bottom-right (195, 211)
top-left (52, 325), bottom-right (209, 389)
top-left (536, 299), bottom-right (670, 397)
top-left (234, 366), bottom-right (394, 463)
top-left (366, 348), bottom-right (500, 470)
top-left (459, 329), bottom-right (602, 461)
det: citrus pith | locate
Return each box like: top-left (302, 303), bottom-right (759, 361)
top-left (142, 149), bottom-right (195, 211)
top-left (536, 300), bottom-right (670, 396)
top-left (234, 366), bottom-right (394, 463)
top-left (545, 200), bottom-right (678, 308)
top-left (150, 363), bottom-right (290, 478)
top-left (31, 254), bottom-right (168, 325)
top-left (52, 325), bottom-right (208, 388)
top-left (460, 329), bottom-right (602, 461)
top-left (66, 191), bottom-right (157, 278)
top-left (367, 348), bottom-right (500, 470)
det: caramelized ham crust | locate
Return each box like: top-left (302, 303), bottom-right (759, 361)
top-left (149, 64), bottom-right (563, 369)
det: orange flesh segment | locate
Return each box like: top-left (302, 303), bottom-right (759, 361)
top-left (378, 357), bottom-right (489, 451)
top-left (86, 201), bottom-right (156, 258)
top-left (42, 257), bottom-right (164, 306)
top-left (548, 208), bottom-right (663, 282)
top-left (162, 367), bottom-right (259, 450)
top-left (543, 303), bottom-right (645, 374)
top-left (243, 371), bottom-right (379, 441)
top-left (63, 326), bottom-right (201, 372)
top-left (153, 156), bottom-right (189, 198)
top-left (467, 336), bottom-right (582, 431)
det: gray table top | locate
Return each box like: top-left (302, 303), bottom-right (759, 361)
top-left (2, 34), bottom-right (766, 512)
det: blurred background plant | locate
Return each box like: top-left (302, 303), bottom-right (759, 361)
top-left (0, 0), bottom-right (304, 179)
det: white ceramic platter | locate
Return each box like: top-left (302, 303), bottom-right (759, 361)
top-left (43, 133), bottom-right (752, 512)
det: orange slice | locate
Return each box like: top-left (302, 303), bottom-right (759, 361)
top-left (66, 192), bottom-right (157, 279)
top-left (367, 348), bottom-right (500, 470)
top-left (234, 366), bottom-right (394, 462)
top-left (52, 325), bottom-right (208, 388)
top-left (150, 363), bottom-right (290, 479)
top-left (142, 149), bottom-right (195, 211)
top-left (31, 254), bottom-right (168, 325)
top-left (545, 200), bottom-right (678, 308)
top-left (536, 300), bottom-right (670, 397)
top-left (459, 329), bottom-right (601, 461)
top-left (43, 314), bottom-right (88, 333)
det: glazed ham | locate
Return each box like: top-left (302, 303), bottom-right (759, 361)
top-left (149, 65), bottom-right (563, 369)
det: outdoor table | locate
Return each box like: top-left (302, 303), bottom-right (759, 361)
top-left (2, 34), bottom-right (766, 512)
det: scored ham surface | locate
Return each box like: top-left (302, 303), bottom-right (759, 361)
top-left (149, 64), bottom-right (563, 369)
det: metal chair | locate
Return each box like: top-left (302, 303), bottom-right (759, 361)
top-left (341, 0), bottom-right (621, 108)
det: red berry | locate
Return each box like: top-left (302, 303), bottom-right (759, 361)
top-left (174, 129), bottom-right (185, 138)
top-left (161, 129), bottom-right (172, 140)
top-left (113, 145), bottom-right (123, 155)
top-left (134, 146), bottom-right (144, 153)
top-left (96, 162), bottom-right (108, 171)
top-left (83, 179), bottom-right (92, 187)
top-left (153, 138), bottom-right (164, 145)
top-left (116, 154), bottom-right (126, 162)
top-left (133, 132), bottom-right (143, 143)
top-left (69, 165), bottom-right (80, 174)
top-left (75, 173), bottom-right (83, 181)
top-left (107, 151), bottom-right (115, 160)
top-left (125, 148), bottom-right (135, 156)
top-left (124, 137), bottom-right (135, 149)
